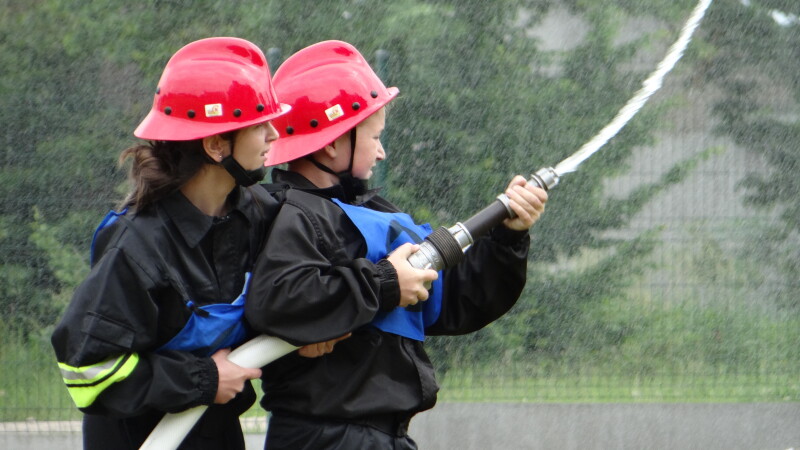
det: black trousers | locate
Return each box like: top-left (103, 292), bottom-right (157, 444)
top-left (83, 409), bottom-right (245, 450)
top-left (265, 412), bottom-right (418, 450)
top-left (82, 384), bottom-right (255, 450)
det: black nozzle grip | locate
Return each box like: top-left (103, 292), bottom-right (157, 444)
top-left (461, 198), bottom-right (512, 241)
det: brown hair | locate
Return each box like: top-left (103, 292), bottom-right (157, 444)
top-left (117, 139), bottom-right (210, 211)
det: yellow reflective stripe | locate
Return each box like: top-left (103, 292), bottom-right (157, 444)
top-left (58, 355), bottom-right (125, 384)
top-left (58, 353), bottom-right (140, 408)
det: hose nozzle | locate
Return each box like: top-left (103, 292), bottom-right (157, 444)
top-left (529, 167), bottom-right (560, 191)
top-left (408, 166), bottom-right (558, 271)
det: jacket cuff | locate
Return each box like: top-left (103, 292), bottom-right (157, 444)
top-left (490, 226), bottom-right (530, 249)
top-left (376, 259), bottom-right (401, 311)
top-left (196, 357), bottom-right (218, 406)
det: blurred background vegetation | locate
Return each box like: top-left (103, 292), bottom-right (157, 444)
top-left (1, 0), bottom-right (798, 421)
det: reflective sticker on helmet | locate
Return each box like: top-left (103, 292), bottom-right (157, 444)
top-left (325, 104), bottom-right (344, 121)
top-left (205, 104), bottom-right (223, 117)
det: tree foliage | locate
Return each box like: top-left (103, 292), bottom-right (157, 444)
top-left (699, 0), bottom-right (800, 309)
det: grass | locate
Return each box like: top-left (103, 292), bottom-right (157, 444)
top-left (2, 336), bottom-right (796, 423)
top-left (0, 328), bottom-right (81, 422)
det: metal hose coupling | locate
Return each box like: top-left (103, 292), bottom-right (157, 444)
top-left (493, 167), bottom-right (560, 218)
top-left (529, 167), bottom-right (560, 191)
top-left (408, 223), bottom-right (472, 271)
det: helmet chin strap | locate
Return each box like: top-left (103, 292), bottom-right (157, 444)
top-left (308, 128), bottom-right (368, 201)
top-left (219, 135), bottom-right (267, 187)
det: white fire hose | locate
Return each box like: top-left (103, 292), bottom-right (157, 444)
top-left (139, 335), bottom-right (297, 450)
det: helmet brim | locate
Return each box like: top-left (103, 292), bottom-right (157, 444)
top-left (134, 103), bottom-right (291, 141)
top-left (266, 87), bottom-right (397, 166)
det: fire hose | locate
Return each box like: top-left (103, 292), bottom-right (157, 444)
top-left (141, 1), bottom-right (712, 448)
top-left (139, 336), bottom-right (298, 450)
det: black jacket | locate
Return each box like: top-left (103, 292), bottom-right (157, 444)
top-left (246, 169), bottom-right (530, 422)
top-left (51, 186), bottom-right (278, 449)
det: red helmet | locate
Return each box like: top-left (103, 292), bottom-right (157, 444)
top-left (267, 40), bottom-right (399, 166)
top-left (134, 37), bottom-right (290, 141)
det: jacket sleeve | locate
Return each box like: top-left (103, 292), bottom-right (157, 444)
top-left (245, 198), bottom-right (399, 346)
top-left (425, 225), bottom-right (530, 336)
top-left (51, 246), bottom-right (217, 416)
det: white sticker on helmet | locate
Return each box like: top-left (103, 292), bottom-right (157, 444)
top-left (325, 104), bottom-right (344, 121)
top-left (205, 104), bottom-right (223, 117)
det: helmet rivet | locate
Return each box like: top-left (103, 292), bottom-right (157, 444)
top-left (164, 107), bottom-right (172, 115)
top-left (286, 126), bottom-right (294, 135)
top-left (256, 104), bottom-right (265, 112)
top-left (352, 102), bottom-right (361, 110)
top-left (370, 91), bottom-right (378, 98)
top-left (187, 110), bottom-right (195, 118)
top-left (310, 119), bottom-right (318, 128)
top-left (233, 109), bottom-right (242, 117)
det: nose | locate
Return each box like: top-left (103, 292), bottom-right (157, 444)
top-left (376, 141), bottom-right (386, 160)
top-left (266, 122), bottom-right (279, 142)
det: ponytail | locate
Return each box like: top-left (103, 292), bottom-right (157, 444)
top-left (117, 140), bottom-right (210, 211)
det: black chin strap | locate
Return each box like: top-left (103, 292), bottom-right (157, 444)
top-left (221, 156), bottom-right (265, 187)
top-left (307, 128), bottom-right (371, 202)
top-left (307, 156), bottom-right (339, 176)
top-left (344, 128), bottom-right (357, 176)
top-left (219, 135), bottom-right (266, 187)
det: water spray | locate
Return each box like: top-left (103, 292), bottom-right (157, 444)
top-left (408, 0), bottom-right (713, 272)
top-left (141, 1), bottom-right (713, 448)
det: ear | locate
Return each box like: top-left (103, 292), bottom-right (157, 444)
top-left (322, 131), bottom-right (350, 160)
top-left (321, 142), bottom-right (338, 160)
top-left (202, 134), bottom-right (228, 162)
